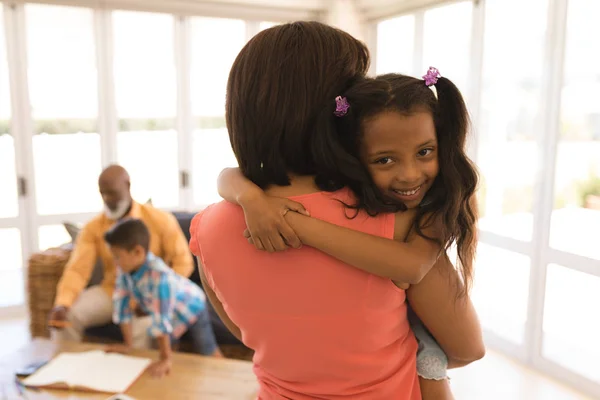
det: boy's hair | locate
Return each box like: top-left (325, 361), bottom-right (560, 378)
top-left (332, 74), bottom-right (479, 295)
top-left (226, 21), bottom-right (370, 189)
top-left (104, 218), bottom-right (150, 253)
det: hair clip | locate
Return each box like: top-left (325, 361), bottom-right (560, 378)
top-left (334, 96), bottom-right (350, 117)
top-left (423, 67), bottom-right (441, 86)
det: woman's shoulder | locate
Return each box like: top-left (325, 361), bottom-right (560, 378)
top-left (189, 201), bottom-right (244, 255)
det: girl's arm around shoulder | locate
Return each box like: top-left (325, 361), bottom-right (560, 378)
top-left (283, 209), bottom-right (441, 284)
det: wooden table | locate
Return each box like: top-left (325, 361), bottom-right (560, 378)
top-left (0, 339), bottom-right (259, 400)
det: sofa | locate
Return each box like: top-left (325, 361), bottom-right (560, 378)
top-left (27, 211), bottom-right (253, 361)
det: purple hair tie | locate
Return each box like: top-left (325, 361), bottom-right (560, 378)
top-left (334, 96), bottom-right (350, 117)
top-left (423, 66), bottom-right (441, 86)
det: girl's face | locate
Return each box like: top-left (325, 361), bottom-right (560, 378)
top-left (360, 109), bottom-right (439, 209)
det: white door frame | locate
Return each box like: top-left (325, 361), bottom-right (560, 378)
top-left (2, 3), bottom-right (33, 316)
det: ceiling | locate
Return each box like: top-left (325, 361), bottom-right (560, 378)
top-left (16, 0), bottom-right (460, 21)
top-left (206, 0), bottom-right (461, 20)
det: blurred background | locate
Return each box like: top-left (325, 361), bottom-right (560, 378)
top-left (0, 0), bottom-right (598, 398)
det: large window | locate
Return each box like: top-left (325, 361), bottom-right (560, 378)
top-left (550, 0), bottom-right (600, 261)
top-left (542, 0), bottom-right (600, 383)
top-left (26, 4), bottom-right (102, 216)
top-left (0, 3), bottom-right (310, 313)
top-left (113, 11), bottom-right (179, 208)
top-left (190, 17), bottom-right (245, 206)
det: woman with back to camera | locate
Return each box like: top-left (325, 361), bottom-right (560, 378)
top-left (190, 21), bottom-right (483, 399)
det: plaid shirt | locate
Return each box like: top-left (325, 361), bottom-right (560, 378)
top-left (112, 252), bottom-right (207, 339)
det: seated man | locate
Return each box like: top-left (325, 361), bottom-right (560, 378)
top-left (48, 165), bottom-right (194, 348)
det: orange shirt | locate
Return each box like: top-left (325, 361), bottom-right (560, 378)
top-left (190, 189), bottom-right (421, 399)
top-left (55, 202), bottom-right (194, 308)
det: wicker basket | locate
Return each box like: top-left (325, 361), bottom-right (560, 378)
top-left (27, 247), bottom-right (71, 339)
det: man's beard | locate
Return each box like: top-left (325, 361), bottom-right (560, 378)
top-left (103, 199), bottom-right (132, 220)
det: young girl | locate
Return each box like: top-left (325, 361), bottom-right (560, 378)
top-left (217, 69), bottom-right (483, 399)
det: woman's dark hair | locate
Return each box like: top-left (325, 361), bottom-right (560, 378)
top-left (104, 218), bottom-right (150, 253)
top-left (331, 74), bottom-right (479, 295)
top-left (226, 21), bottom-right (370, 189)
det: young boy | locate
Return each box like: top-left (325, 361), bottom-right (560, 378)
top-left (104, 218), bottom-right (221, 377)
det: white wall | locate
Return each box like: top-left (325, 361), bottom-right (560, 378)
top-left (323, 0), bottom-right (367, 41)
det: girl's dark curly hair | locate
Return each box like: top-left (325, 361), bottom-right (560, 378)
top-left (312, 74), bottom-right (479, 295)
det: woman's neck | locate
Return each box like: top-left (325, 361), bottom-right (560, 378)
top-left (265, 174), bottom-right (321, 197)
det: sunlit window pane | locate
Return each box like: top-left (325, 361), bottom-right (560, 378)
top-left (0, 5), bottom-right (18, 219)
top-left (190, 17), bottom-right (245, 205)
top-left (38, 225), bottom-right (71, 251)
top-left (476, 0), bottom-right (549, 241)
top-left (0, 228), bottom-right (23, 307)
top-left (376, 15), bottom-right (414, 75)
top-left (113, 11), bottom-right (179, 208)
top-left (26, 4), bottom-right (102, 215)
top-left (423, 2), bottom-right (473, 95)
top-left (543, 264), bottom-right (600, 382)
top-left (472, 244), bottom-right (530, 344)
top-left (550, 0), bottom-right (600, 260)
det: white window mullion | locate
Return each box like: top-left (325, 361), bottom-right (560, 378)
top-left (5, 3), bottom-right (34, 315)
top-left (525, 0), bottom-right (568, 365)
top-left (174, 15), bottom-right (193, 211)
top-left (5, 3), bottom-right (37, 255)
top-left (466, 0), bottom-right (485, 161)
top-left (95, 8), bottom-right (117, 167)
top-left (245, 20), bottom-right (259, 41)
top-left (478, 230), bottom-right (531, 257)
top-left (544, 249), bottom-right (600, 279)
top-left (412, 10), bottom-right (424, 77)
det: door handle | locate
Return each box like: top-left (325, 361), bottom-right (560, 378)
top-left (180, 170), bottom-right (189, 189)
top-left (18, 176), bottom-right (27, 197)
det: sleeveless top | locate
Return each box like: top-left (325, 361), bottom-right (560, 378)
top-left (190, 188), bottom-right (421, 399)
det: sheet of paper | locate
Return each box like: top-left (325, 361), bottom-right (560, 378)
top-left (22, 352), bottom-right (83, 386)
top-left (23, 350), bottom-right (151, 393)
top-left (71, 352), bottom-right (151, 393)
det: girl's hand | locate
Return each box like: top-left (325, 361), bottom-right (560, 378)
top-left (239, 192), bottom-right (309, 252)
top-left (393, 281), bottom-right (410, 290)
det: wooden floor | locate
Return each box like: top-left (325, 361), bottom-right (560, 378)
top-left (0, 317), bottom-right (592, 400)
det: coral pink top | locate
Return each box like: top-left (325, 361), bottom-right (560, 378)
top-left (190, 188), bottom-right (421, 400)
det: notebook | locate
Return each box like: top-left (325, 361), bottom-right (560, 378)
top-left (22, 350), bottom-right (151, 393)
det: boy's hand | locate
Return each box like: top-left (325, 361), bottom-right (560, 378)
top-left (149, 358), bottom-right (172, 378)
top-left (105, 344), bottom-right (132, 354)
top-left (239, 192), bottom-right (309, 252)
